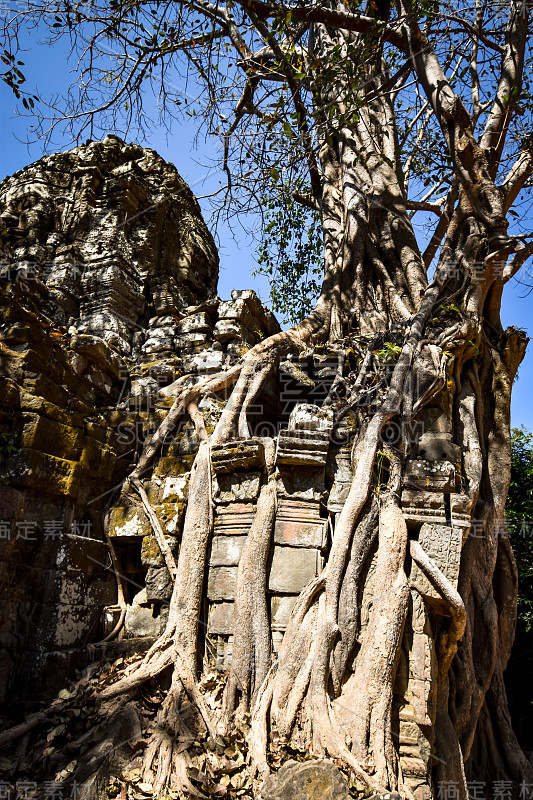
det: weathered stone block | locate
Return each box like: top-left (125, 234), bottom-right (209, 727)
top-left (5, 448), bottom-right (81, 497)
top-left (145, 565), bottom-right (173, 602)
top-left (161, 473), bottom-right (189, 502)
top-left (213, 634), bottom-right (234, 671)
top-left (141, 533), bottom-right (178, 567)
top-left (142, 334), bottom-right (175, 354)
top-left (229, 289), bottom-right (263, 319)
top-left (213, 318), bottom-right (254, 344)
top-left (0, 485), bottom-right (24, 521)
top-left (404, 459), bottom-right (456, 493)
top-left (401, 489), bottom-right (446, 526)
top-left (70, 333), bottom-right (126, 379)
top-left (450, 493), bottom-right (471, 528)
top-left (76, 311), bottom-right (132, 357)
top-left (55, 537), bottom-right (110, 573)
top-left (0, 377), bottom-right (20, 408)
top-left (416, 407), bottom-right (451, 435)
top-left (270, 595), bottom-right (297, 631)
top-left (274, 499), bottom-right (327, 548)
top-left (23, 372), bottom-right (71, 408)
top-left (226, 339), bottom-right (252, 360)
top-left (418, 431), bottom-right (461, 463)
top-left (410, 523), bottom-right (464, 613)
top-left (207, 566), bottom-right (237, 601)
top-left (184, 348), bottom-right (225, 373)
top-left (129, 377), bottom-right (159, 407)
top-left (208, 602), bottom-right (234, 634)
top-left (288, 403), bottom-right (334, 432)
top-left (109, 502), bottom-right (184, 539)
top-left (40, 569), bottom-right (116, 607)
top-left (174, 331), bottom-right (209, 350)
top-left (171, 428), bottom-right (201, 455)
top-left (31, 602), bottom-right (100, 649)
top-left (218, 298), bottom-right (255, 329)
top-left (20, 389), bottom-right (78, 430)
top-left (327, 449), bottom-right (353, 513)
top-left (213, 504), bottom-right (256, 536)
top-left (79, 438), bottom-right (116, 478)
top-left (178, 312), bottom-right (212, 334)
top-left (79, 257), bottom-right (144, 323)
top-left (211, 439), bottom-right (265, 473)
top-left (21, 413), bottom-right (85, 460)
top-left (277, 466), bottom-right (325, 502)
top-left (153, 454), bottom-right (194, 477)
top-left (261, 759), bottom-right (349, 800)
top-left (109, 505), bottom-right (151, 539)
top-left (268, 546), bottom-right (320, 594)
top-left (156, 502), bottom-right (186, 534)
top-left (209, 535), bottom-right (246, 567)
top-left (124, 589), bottom-right (166, 638)
top-left (215, 471), bottom-right (261, 503)
top-left (231, 290), bottom-right (280, 336)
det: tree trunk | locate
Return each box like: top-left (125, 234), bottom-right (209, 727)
top-left (87, 133), bottom-right (533, 795)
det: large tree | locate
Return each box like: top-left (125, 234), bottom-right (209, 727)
top-left (3, 0), bottom-right (533, 796)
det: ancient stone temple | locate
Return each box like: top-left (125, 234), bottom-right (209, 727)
top-left (0, 137), bottom-right (473, 800)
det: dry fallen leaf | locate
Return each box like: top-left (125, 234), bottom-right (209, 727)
top-left (58, 687), bottom-right (78, 700)
top-left (136, 782), bottom-right (153, 794)
top-left (47, 724), bottom-right (66, 742)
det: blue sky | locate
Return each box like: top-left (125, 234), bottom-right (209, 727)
top-left (2, 30), bottom-right (533, 429)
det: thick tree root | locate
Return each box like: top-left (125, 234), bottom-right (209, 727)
top-left (222, 469), bottom-right (277, 724)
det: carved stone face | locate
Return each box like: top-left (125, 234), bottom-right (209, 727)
top-left (0, 135), bottom-right (219, 353)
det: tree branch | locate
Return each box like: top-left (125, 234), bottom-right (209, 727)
top-left (502, 147), bottom-right (533, 212)
top-left (480, 0), bottom-right (530, 168)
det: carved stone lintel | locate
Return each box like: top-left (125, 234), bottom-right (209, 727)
top-left (213, 503), bottom-right (256, 536)
top-left (288, 403), bottom-right (334, 432)
top-left (396, 591), bottom-right (436, 800)
top-left (328, 448), bottom-right (353, 513)
top-left (404, 459), bottom-right (456, 493)
top-left (276, 428), bottom-right (330, 466)
top-left (214, 471), bottom-right (261, 503)
top-left (211, 439), bottom-right (265, 474)
top-left (401, 490), bottom-right (471, 530)
top-left (401, 490), bottom-right (446, 526)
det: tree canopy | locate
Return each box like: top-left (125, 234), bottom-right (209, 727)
top-left (2, 0), bottom-right (533, 323)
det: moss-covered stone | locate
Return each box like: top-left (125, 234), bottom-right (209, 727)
top-left (19, 391), bottom-right (86, 428)
top-left (108, 505), bottom-right (152, 539)
top-left (153, 455), bottom-right (194, 477)
top-left (141, 533), bottom-right (179, 567)
top-left (22, 373), bottom-right (70, 408)
top-left (79, 437), bottom-right (117, 478)
top-left (0, 378), bottom-right (20, 409)
top-left (21, 413), bottom-right (85, 461)
top-left (108, 501), bottom-right (185, 539)
top-left (4, 447), bottom-right (82, 497)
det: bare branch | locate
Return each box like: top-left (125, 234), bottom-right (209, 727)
top-left (480, 0), bottom-right (530, 167)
